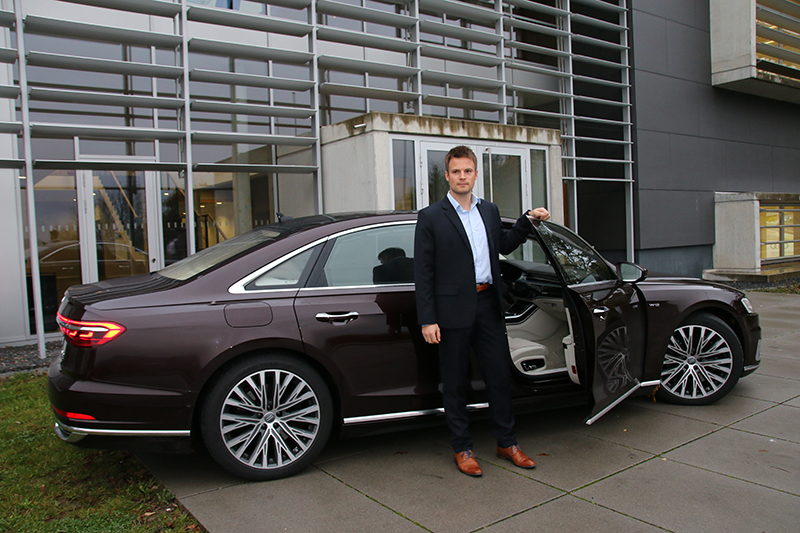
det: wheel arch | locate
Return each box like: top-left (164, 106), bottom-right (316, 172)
top-left (643, 301), bottom-right (745, 382)
top-left (189, 345), bottom-right (344, 442)
top-left (681, 305), bottom-right (746, 355)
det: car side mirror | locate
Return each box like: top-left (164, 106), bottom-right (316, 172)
top-left (617, 262), bottom-right (647, 283)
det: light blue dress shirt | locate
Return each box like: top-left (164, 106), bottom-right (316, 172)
top-left (447, 192), bottom-right (492, 285)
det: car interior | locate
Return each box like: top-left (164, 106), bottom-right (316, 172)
top-left (500, 244), bottom-right (575, 382)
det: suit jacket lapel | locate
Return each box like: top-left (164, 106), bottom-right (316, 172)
top-left (440, 198), bottom-right (471, 250)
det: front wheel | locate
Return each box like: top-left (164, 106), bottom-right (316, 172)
top-left (201, 354), bottom-right (333, 480)
top-left (656, 314), bottom-right (743, 405)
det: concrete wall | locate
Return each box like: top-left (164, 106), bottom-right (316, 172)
top-left (630, 0), bottom-right (800, 277)
top-left (320, 128), bottom-right (394, 213)
top-left (708, 192), bottom-right (761, 274)
top-left (709, 0), bottom-right (755, 86)
top-left (320, 112), bottom-right (564, 221)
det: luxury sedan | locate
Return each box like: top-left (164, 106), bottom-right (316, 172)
top-left (48, 213), bottom-right (761, 480)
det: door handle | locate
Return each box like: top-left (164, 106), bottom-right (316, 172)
top-left (316, 311), bottom-right (359, 325)
top-left (592, 306), bottom-right (609, 321)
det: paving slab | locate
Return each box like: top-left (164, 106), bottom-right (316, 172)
top-left (481, 494), bottom-right (663, 533)
top-left (753, 356), bottom-right (800, 381)
top-left (729, 372), bottom-right (800, 403)
top-left (316, 438), bottom-right (562, 533)
top-left (665, 427), bottom-right (800, 496)
top-left (732, 404), bottom-right (800, 444)
top-left (575, 457), bottom-right (800, 533)
top-left (138, 447), bottom-right (243, 499)
top-left (569, 402), bottom-right (719, 454)
top-left (176, 466), bottom-right (421, 533)
top-left (502, 425), bottom-right (652, 492)
top-left (630, 391), bottom-right (774, 425)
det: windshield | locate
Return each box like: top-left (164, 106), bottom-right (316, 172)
top-left (158, 215), bottom-right (334, 281)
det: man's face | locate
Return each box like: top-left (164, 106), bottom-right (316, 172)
top-left (445, 156), bottom-right (477, 196)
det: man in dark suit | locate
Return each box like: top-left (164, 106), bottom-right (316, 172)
top-left (414, 145), bottom-right (550, 477)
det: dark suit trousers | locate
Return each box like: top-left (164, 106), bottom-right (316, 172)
top-left (439, 289), bottom-right (517, 453)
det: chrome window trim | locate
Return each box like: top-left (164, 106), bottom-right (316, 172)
top-left (229, 219), bottom-right (417, 295)
top-left (229, 238), bottom-right (329, 295)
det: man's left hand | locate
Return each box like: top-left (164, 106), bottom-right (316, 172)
top-left (527, 207), bottom-right (551, 222)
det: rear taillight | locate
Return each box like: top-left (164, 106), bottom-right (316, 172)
top-left (56, 312), bottom-right (125, 348)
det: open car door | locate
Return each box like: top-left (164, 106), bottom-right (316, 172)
top-left (529, 221), bottom-right (654, 425)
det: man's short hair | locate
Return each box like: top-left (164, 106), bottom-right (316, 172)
top-left (445, 145), bottom-right (477, 172)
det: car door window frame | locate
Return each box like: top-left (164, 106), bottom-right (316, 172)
top-left (306, 221), bottom-right (417, 290)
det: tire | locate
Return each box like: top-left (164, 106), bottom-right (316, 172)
top-left (656, 313), bottom-right (743, 405)
top-left (200, 354), bottom-right (333, 481)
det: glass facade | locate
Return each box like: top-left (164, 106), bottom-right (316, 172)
top-left (1, 0), bottom-right (632, 345)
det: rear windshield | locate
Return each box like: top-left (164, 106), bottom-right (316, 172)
top-left (158, 216), bottom-right (333, 281)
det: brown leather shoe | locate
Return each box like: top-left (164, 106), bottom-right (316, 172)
top-left (497, 445), bottom-right (536, 469)
top-left (454, 450), bottom-right (483, 477)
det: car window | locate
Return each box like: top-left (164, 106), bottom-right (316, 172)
top-left (535, 222), bottom-right (616, 285)
top-left (159, 227), bottom-right (282, 281)
top-left (321, 224), bottom-right (415, 287)
top-left (245, 246), bottom-right (320, 290)
top-left (503, 237), bottom-right (551, 265)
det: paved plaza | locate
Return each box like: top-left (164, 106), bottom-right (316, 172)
top-left (140, 291), bottom-right (800, 533)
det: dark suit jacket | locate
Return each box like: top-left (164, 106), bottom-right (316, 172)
top-left (414, 197), bottom-right (532, 329)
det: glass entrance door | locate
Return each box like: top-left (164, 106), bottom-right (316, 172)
top-left (419, 142), bottom-right (540, 218)
top-left (77, 170), bottom-right (162, 284)
top-left (481, 148), bottom-right (526, 218)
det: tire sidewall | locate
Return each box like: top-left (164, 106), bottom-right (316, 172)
top-left (200, 353), bottom-right (333, 481)
top-left (656, 313), bottom-right (744, 406)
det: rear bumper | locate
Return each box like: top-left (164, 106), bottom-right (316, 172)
top-left (48, 357), bottom-right (194, 436)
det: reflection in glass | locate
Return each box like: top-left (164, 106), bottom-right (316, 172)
top-left (92, 171), bottom-right (150, 282)
top-left (530, 149), bottom-right (547, 209)
top-left (535, 222), bottom-right (616, 285)
top-left (427, 150), bottom-right (449, 205)
top-left (27, 170), bottom-right (81, 333)
top-left (162, 172), bottom-right (187, 265)
top-left (323, 225), bottom-right (416, 287)
top-left (392, 140), bottom-right (415, 210)
top-left (193, 171), bottom-right (273, 251)
top-left (483, 153), bottom-right (522, 218)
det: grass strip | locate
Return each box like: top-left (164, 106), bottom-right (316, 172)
top-left (0, 373), bottom-right (203, 533)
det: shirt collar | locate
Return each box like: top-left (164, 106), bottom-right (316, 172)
top-left (447, 191), bottom-right (480, 213)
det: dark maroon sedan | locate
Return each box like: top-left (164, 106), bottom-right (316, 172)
top-left (48, 213), bottom-right (761, 480)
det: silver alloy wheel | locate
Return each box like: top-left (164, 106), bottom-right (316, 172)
top-left (219, 368), bottom-right (321, 470)
top-left (661, 324), bottom-right (734, 400)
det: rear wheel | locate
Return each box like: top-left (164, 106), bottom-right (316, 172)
top-left (656, 314), bottom-right (743, 405)
top-left (201, 354), bottom-right (332, 480)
